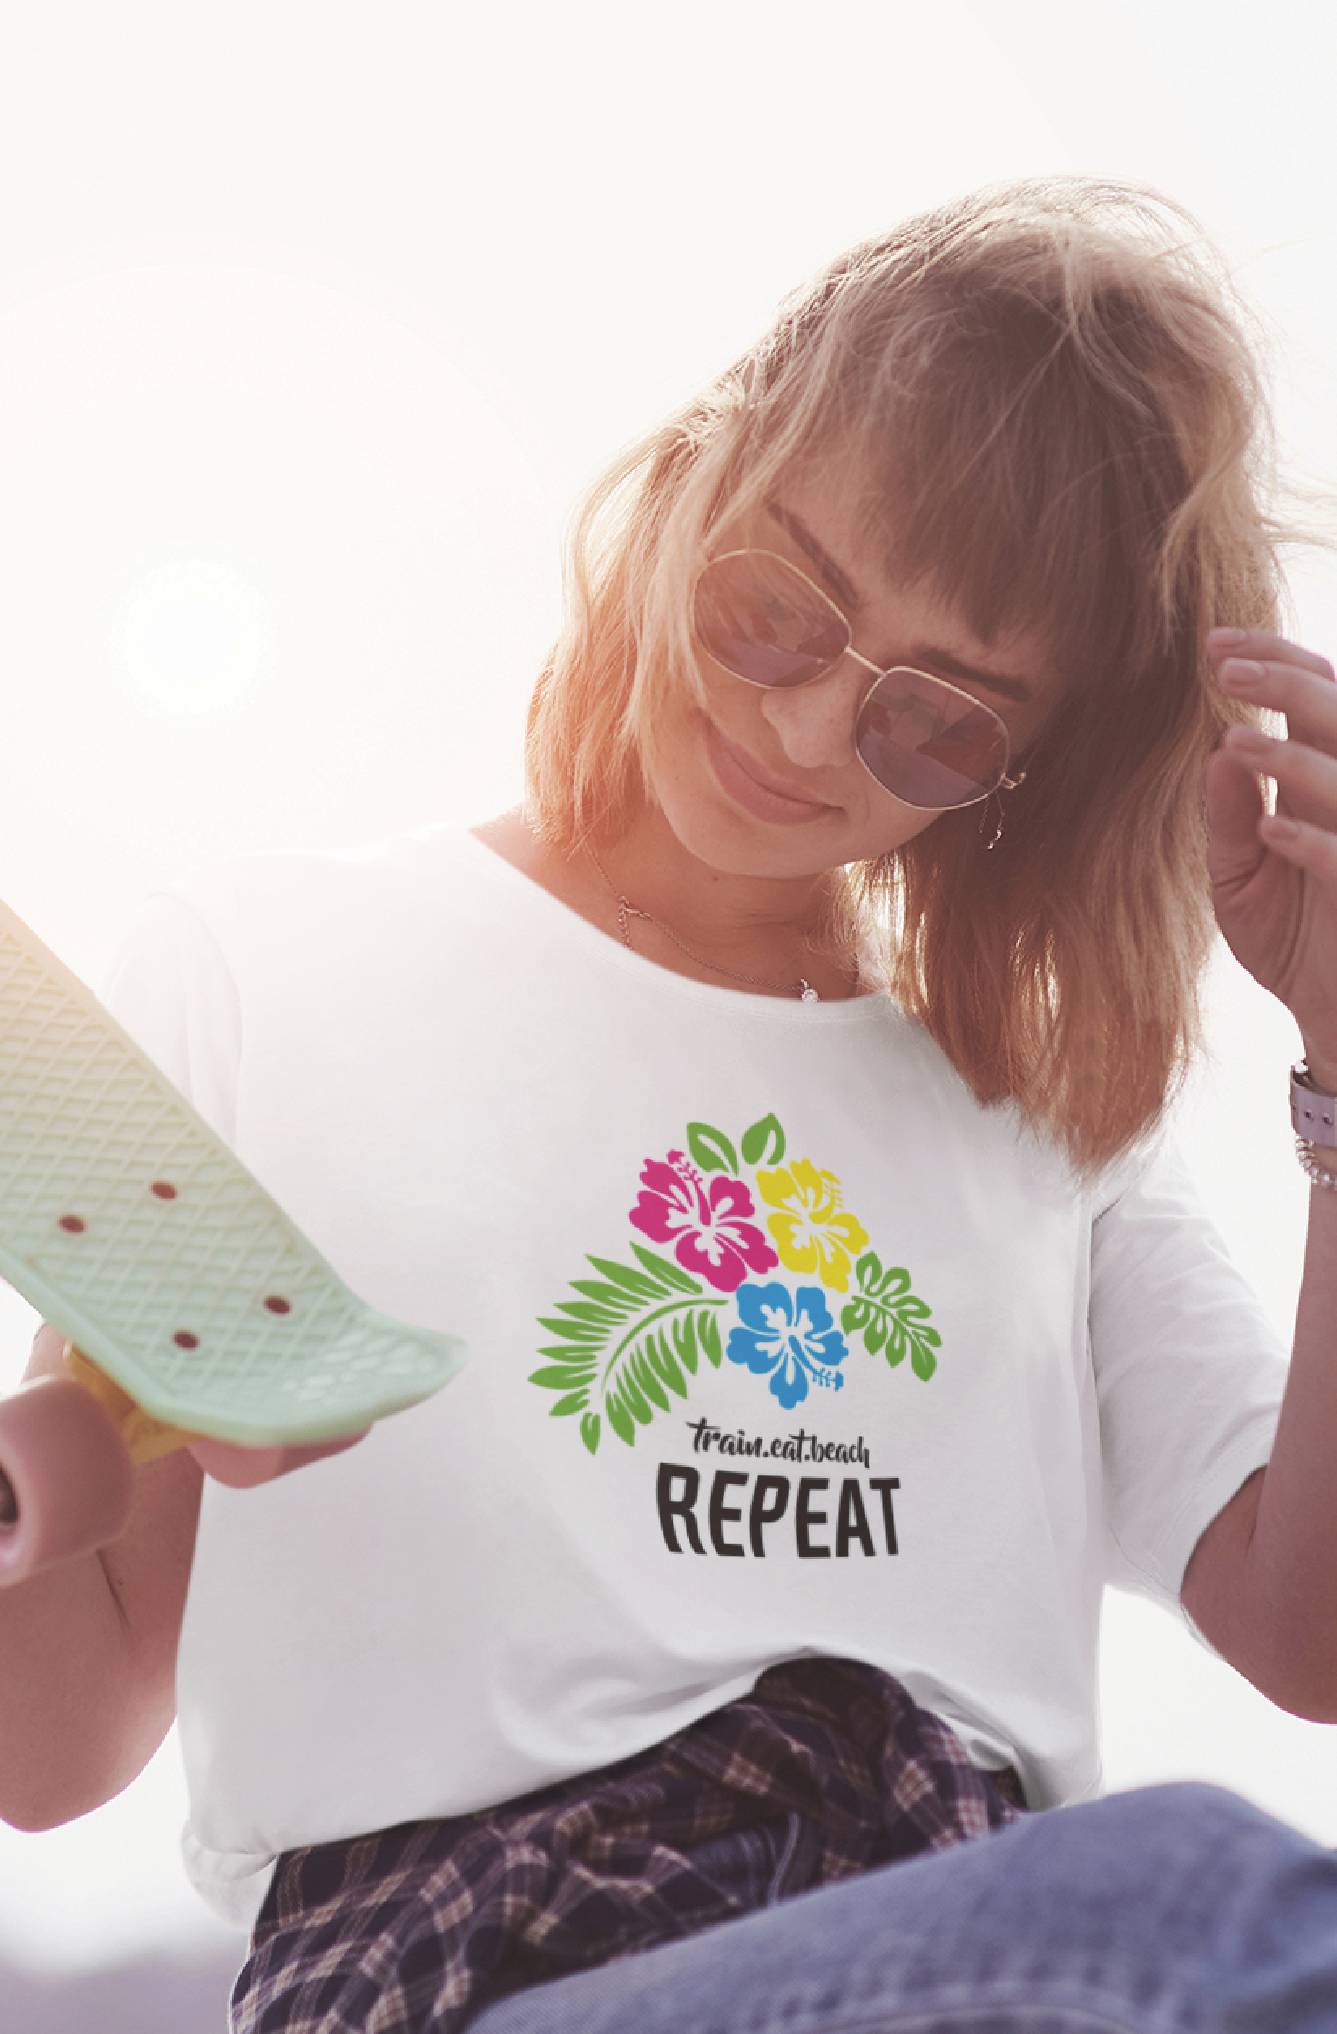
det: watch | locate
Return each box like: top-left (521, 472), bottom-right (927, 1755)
top-left (1291, 1062), bottom-right (1337, 1148)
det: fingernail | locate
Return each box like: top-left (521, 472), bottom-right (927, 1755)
top-left (1209, 627), bottom-right (1248, 645)
top-left (1262, 814), bottom-right (1299, 842)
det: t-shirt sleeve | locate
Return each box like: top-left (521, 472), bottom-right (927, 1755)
top-left (1090, 1134), bottom-right (1287, 1606)
top-left (99, 892), bottom-right (243, 1147)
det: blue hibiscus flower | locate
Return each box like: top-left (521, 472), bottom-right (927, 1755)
top-left (726, 1282), bottom-right (847, 1409)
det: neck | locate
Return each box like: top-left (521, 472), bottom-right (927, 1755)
top-left (473, 804), bottom-right (864, 1002)
top-left (599, 801), bottom-right (840, 957)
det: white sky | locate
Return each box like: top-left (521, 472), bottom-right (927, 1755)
top-left (0, 0), bottom-right (1335, 1975)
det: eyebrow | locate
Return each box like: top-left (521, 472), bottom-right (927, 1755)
top-left (766, 501), bottom-right (1036, 707)
top-left (766, 502), bottom-right (862, 611)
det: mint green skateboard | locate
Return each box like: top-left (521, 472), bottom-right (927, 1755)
top-left (0, 898), bottom-right (467, 1583)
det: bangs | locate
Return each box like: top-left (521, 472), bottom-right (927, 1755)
top-left (838, 294), bottom-right (1201, 699)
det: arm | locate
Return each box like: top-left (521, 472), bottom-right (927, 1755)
top-left (0, 1324), bottom-right (203, 1830)
top-left (1183, 1190), bottom-right (1337, 1717)
top-left (1181, 628), bottom-right (1337, 1718)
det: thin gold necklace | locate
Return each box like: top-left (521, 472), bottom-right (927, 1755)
top-left (587, 850), bottom-right (820, 1002)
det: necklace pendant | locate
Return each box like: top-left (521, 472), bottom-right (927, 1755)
top-left (799, 980), bottom-right (819, 1003)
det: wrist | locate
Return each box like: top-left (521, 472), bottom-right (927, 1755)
top-left (1303, 1054), bottom-right (1337, 1099)
top-left (1296, 1139), bottom-right (1337, 1192)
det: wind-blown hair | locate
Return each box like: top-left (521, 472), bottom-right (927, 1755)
top-left (526, 179), bottom-right (1286, 1170)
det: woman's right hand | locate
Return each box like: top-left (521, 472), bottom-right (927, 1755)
top-left (0, 1324), bottom-right (202, 1832)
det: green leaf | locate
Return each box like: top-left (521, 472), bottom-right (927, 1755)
top-left (700, 1312), bottom-right (723, 1367)
top-left (741, 1112), bottom-right (786, 1166)
top-left (630, 1242), bottom-right (702, 1295)
top-left (606, 1398), bottom-right (635, 1446)
top-left (865, 1313), bottom-right (887, 1355)
top-left (580, 1411), bottom-right (601, 1455)
top-left (854, 1250), bottom-right (883, 1293)
top-left (567, 1281), bottom-right (626, 1314)
top-left (631, 1349), bottom-right (672, 1414)
top-left (669, 1313), bottom-right (698, 1378)
top-left (554, 1298), bottom-right (619, 1325)
top-left (911, 1340), bottom-right (938, 1382)
top-left (549, 1391), bottom-right (588, 1417)
top-left (584, 1257), bottom-right (664, 1303)
top-left (651, 1334), bottom-right (688, 1398)
top-left (686, 1121), bottom-right (739, 1175)
top-left (616, 1371), bottom-right (655, 1426)
top-left (529, 1363), bottom-right (595, 1390)
top-left (537, 1314), bottom-right (607, 1344)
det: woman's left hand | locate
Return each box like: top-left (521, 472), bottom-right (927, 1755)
top-left (1205, 626), bottom-right (1337, 1092)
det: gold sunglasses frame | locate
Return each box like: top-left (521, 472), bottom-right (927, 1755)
top-left (694, 548), bottom-right (1027, 813)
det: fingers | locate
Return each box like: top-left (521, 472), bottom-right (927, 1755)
top-left (1213, 643), bottom-right (1337, 739)
top-left (188, 1428), bottom-right (369, 1487)
top-left (1253, 809), bottom-right (1337, 886)
top-left (1209, 625), bottom-right (1337, 829)
top-left (1203, 744), bottom-right (1266, 889)
top-left (1219, 720), bottom-right (1337, 826)
top-left (1208, 625), bottom-right (1336, 688)
top-left (1206, 616), bottom-right (1337, 911)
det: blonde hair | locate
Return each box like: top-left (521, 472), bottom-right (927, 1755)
top-left (526, 178), bottom-right (1287, 1170)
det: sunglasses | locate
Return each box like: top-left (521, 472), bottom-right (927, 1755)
top-left (692, 549), bottom-right (1025, 812)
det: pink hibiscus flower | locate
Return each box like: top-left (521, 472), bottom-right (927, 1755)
top-left (629, 1151), bottom-right (779, 1293)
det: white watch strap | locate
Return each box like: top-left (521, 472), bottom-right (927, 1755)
top-left (1292, 1063), bottom-right (1337, 1148)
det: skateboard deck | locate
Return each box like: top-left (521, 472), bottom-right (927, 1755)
top-left (0, 899), bottom-right (467, 1446)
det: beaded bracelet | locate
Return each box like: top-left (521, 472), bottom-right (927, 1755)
top-left (1296, 1137), bottom-right (1337, 1192)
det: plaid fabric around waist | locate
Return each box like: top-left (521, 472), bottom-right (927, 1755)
top-left (230, 1658), bottom-right (1025, 2034)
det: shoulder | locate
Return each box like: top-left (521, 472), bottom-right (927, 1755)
top-left (98, 828), bottom-right (493, 1122)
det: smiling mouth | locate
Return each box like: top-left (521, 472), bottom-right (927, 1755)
top-left (703, 719), bottom-right (838, 824)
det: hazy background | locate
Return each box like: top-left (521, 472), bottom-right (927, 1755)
top-left (0, 0), bottom-right (1334, 1994)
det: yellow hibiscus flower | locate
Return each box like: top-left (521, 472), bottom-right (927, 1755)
top-left (755, 1160), bottom-right (870, 1293)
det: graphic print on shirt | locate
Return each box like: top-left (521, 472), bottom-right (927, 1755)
top-left (531, 1111), bottom-right (940, 1455)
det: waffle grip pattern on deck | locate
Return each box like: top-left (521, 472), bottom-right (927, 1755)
top-left (0, 902), bottom-right (466, 1444)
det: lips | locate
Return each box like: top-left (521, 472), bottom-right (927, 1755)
top-left (703, 718), bottom-right (837, 825)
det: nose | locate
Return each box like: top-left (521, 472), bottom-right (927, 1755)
top-left (757, 656), bottom-right (868, 771)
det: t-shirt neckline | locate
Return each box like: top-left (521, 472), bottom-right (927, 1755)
top-left (451, 825), bottom-right (892, 1027)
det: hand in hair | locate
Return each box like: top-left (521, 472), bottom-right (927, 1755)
top-left (1205, 627), bottom-right (1337, 1092)
top-left (1186, 626), bottom-right (1337, 1718)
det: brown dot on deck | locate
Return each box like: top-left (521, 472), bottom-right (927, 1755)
top-left (173, 1330), bottom-right (199, 1350)
top-left (58, 1214), bottom-right (85, 1234)
top-left (151, 1181), bottom-right (178, 1200)
top-left (264, 1296), bottom-right (292, 1315)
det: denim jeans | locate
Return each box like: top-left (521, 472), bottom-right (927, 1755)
top-left (468, 1784), bottom-right (1337, 2032)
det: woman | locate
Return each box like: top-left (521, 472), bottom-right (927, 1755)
top-left (5, 177), bottom-right (1337, 2031)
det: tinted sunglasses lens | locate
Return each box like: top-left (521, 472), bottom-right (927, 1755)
top-left (694, 552), bottom-right (847, 689)
top-left (856, 670), bottom-right (1009, 809)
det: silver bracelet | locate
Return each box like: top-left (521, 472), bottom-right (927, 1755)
top-left (1296, 1137), bottom-right (1337, 1192)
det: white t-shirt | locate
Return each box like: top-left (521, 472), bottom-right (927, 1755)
top-left (102, 826), bottom-right (1287, 1928)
